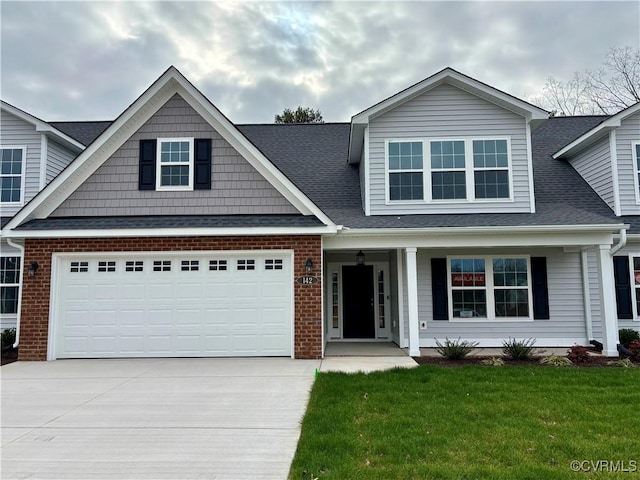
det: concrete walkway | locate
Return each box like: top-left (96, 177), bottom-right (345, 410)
top-left (1, 358), bottom-right (319, 480)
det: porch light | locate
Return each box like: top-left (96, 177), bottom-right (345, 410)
top-left (305, 258), bottom-right (314, 274)
top-left (356, 250), bottom-right (365, 266)
top-left (28, 262), bottom-right (39, 277)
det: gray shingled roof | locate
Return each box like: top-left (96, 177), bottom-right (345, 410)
top-left (17, 215), bottom-right (323, 230)
top-left (49, 121), bottom-right (111, 146)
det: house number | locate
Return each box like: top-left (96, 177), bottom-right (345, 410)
top-left (296, 275), bottom-right (319, 285)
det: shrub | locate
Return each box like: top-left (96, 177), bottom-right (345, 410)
top-left (627, 340), bottom-right (640, 362)
top-left (1, 328), bottom-right (16, 348)
top-left (434, 337), bottom-right (479, 360)
top-left (566, 344), bottom-right (590, 363)
top-left (502, 338), bottom-right (541, 360)
top-left (607, 358), bottom-right (636, 368)
top-left (619, 329), bottom-right (640, 348)
top-left (480, 357), bottom-right (505, 366)
top-left (540, 354), bottom-right (573, 367)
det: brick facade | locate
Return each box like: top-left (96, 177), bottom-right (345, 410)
top-left (20, 235), bottom-right (322, 361)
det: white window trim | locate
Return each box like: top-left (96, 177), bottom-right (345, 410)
top-left (630, 255), bottom-right (640, 320)
top-left (446, 255), bottom-right (533, 322)
top-left (632, 141), bottom-right (640, 205)
top-left (155, 137), bottom-right (194, 191)
top-left (384, 137), bottom-right (514, 205)
top-left (0, 255), bottom-right (21, 317)
top-left (0, 145), bottom-right (27, 206)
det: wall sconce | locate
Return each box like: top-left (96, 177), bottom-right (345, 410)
top-left (305, 258), bottom-right (314, 275)
top-left (356, 250), bottom-right (365, 266)
top-left (28, 262), bottom-right (39, 277)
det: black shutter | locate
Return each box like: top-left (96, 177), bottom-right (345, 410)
top-left (613, 256), bottom-right (633, 319)
top-left (139, 139), bottom-right (156, 190)
top-left (531, 257), bottom-right (550, 319)
top-left (431, 258), bottom-right (448, 320)
top-left (194, 138), bottom-right (212, 190)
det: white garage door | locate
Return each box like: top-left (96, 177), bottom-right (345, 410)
top-left (52, 251), bottom-right (293, 358)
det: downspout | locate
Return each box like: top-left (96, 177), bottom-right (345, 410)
top-left (580, 248), bottom-right (593, 341)
top-left (6, 238), bottom-right (24, 349)
top-left (609, 228), bottom-right (627, 256)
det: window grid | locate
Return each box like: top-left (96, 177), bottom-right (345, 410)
top-left (209, 260), bottom-right (228, 271)
top-left (181, 260), bottom-right (199, 271)
top-left (125, 261), bottom-right (143, 272)
top-left (472, 140), bottom-right (510, 199)
top-left (153, 260), bottom-right (172, 272)
top-left (431, 140), bottom-right (466, 200)
top-left (70, 261), bottom-right (89, 273)
top-left (157, 138), bottom-right (193, 190)
top-left (635, 144), bottom-right (640, 201)
top-left (237, 259), bottom-right (256, 271)
top-left (331, 272), bottom-right (339, 329)
top-left (634, 257), bottom-right (640, 317)
top-left (1, 148), bottom-right (24, 203)
top-left (1, 257), bottom-right (21, 315)
top-left (492, 258), bottom-right (529, 317)
top-left (377, 270), bottom-right (385, 328)
top-left (98, 261), bottom-right (116, 272)
top-left (265, 259), bottom-right (283, 270)
top-left (388, 141), bottom-right (424, 201)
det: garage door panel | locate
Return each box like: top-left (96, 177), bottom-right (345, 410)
top-left (55, 252), bottom-right (293, 358)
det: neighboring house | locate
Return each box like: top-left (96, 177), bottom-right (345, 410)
top-left (0, 101), bottom-right (85, 332)
top-left (2, 67), bottom-right (638, 361)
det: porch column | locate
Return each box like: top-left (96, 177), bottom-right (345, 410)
top-left (596, 244), bottom-right (619, 357)
top-left (405, 247), bottom-right (421, 357)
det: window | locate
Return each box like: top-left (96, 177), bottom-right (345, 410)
top-left (634, 257), bottom-right (640, 316)
top-left (386, 138), bottom-right (512, 203)
top-left (237, 259), bottom-right (255, 271)
top-left (70, 261), bottom-right (89, 273)
top-left (1, 147), bottom-right (24, 204)
top-left (634, 143), bottom-right (640, 202)
top-left (449, 256), bottom-right (531, 321)
top-left (209, 260), bottom-right (227, 271)
top-left (153, 260), bottom-right (171, 272)
top-left (265, 259), bottom-right (283, 270)
top-left (125, 261), bottom-right (143, 272)
top-left (181, 260), bottom-right (199, 271)
top-left (388, 141), bottom-right (423, 200)
top-left (156, 138), bottom-right (194, 190)
top-left (331, 272), bottom-right (339, 329)
top-left (377, 270), bottom-right (385, 328)
top-left (1, 257), bottom-right (20, 315)
top-left (98, 261), bottom-right (116, 272)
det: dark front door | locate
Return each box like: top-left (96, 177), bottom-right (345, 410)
top-left (342, 265), bottom-right (375, 339)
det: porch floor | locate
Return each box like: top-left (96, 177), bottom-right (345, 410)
top-left (324, 342), bottom-right (408, 357)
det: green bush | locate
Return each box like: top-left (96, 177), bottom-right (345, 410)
top-left (540, 354), bottom-right (573, 367)
top-left (566, 344), bottom-right (590, 363)
top-left (501, 337), bottom-right (541, 360)
top-left (607, 358), bottom-right (636, 368)
top-left (618, 328), bottom-right (640, 348)
top-left (480, 357), bottom-right (505, 366)
top-left (1, 328), bottom-right (16, 348)
top-left (434, 337), bottom-right (479, 360)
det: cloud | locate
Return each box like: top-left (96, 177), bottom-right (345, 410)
top-left (1, 1), bottom-right (638, 123)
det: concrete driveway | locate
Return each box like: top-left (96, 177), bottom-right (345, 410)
top-left (1, 358), bottom-right (320, 480)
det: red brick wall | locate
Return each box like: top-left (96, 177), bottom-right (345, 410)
top-left (20, 235), bottom-right (322, 361)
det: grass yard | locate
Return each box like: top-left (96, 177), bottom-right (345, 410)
top-left (289, 365), bottom-right (640, 480)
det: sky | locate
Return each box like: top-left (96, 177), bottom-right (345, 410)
top-left (1, 1), bottom-right (638, 124)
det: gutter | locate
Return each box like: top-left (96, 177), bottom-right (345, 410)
top-left (610, 228), bottom-right (627, 256)
top-left (5, 238), bottom-right (24, 349)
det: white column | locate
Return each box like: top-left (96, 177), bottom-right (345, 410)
top-left (405, 247), bottom-right (421, 357)
top-left (596, 244), bottom-right (619, 357)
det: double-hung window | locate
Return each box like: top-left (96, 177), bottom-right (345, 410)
top-left (1, 147), bottom-right (25, 204)
top-left (634, 143), bottom-right (640, 203)
top-left (634, 257), bottom-right (640, 317)
top-left (449, 256), bottom-right (532, 321)
top-left (386, 138), bottom-right (512, 203)
top-left (156, 138), bottom-right (194, 190)
top-left (0, 257), bottom-right (21, 315)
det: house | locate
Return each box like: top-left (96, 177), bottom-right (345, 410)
top-left (1, 67), bottom-right (638, 361)
top-left (1, 101), bottom-right (86, 332)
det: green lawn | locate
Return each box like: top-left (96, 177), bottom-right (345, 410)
top-left (289, 365), bottom-right (640, 480)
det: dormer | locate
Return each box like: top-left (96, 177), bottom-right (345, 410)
top-left (348, 68), bottom-right (548, 216)
top-left (553, 102), bottom-right (640, 216)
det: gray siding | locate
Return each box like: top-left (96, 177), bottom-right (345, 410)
top-left (569, 136), bottom-right (614, 212)
top-left (401, 248), bottom-right (589, 344)
top-left (46, 139), bottom-right (76, 185)
top-left (52, 94), bottom-right (298, 217)
top-left (615, 112), bottom-right (640, 215)
top-left (0, 110), bottom-right (42, 216)
top-left (368, 83), bottom-right (531, 215)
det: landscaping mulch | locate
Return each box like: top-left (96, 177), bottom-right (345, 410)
top-left (413, 354), bottom-right (629, 367)
top-left (1, 347), bottom-right (18, 366)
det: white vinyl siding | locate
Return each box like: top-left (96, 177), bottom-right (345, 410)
top-left (615, 111), bottom-right (640, 213)
top-left (368, 83), bottom-right (531, 215)
top-left (0, 110), bottom-right (41, 217)
top-left (568, 135), bottom-right (614, 212)
top-left (46, 139), bottom-right (76, 185)
top-left (408, 248), bottom-right (588, 344)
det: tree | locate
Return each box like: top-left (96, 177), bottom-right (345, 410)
top-left (274, 106), bottom-right (324, 124)
top-left (532, 46), bottom-right (640, 116)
